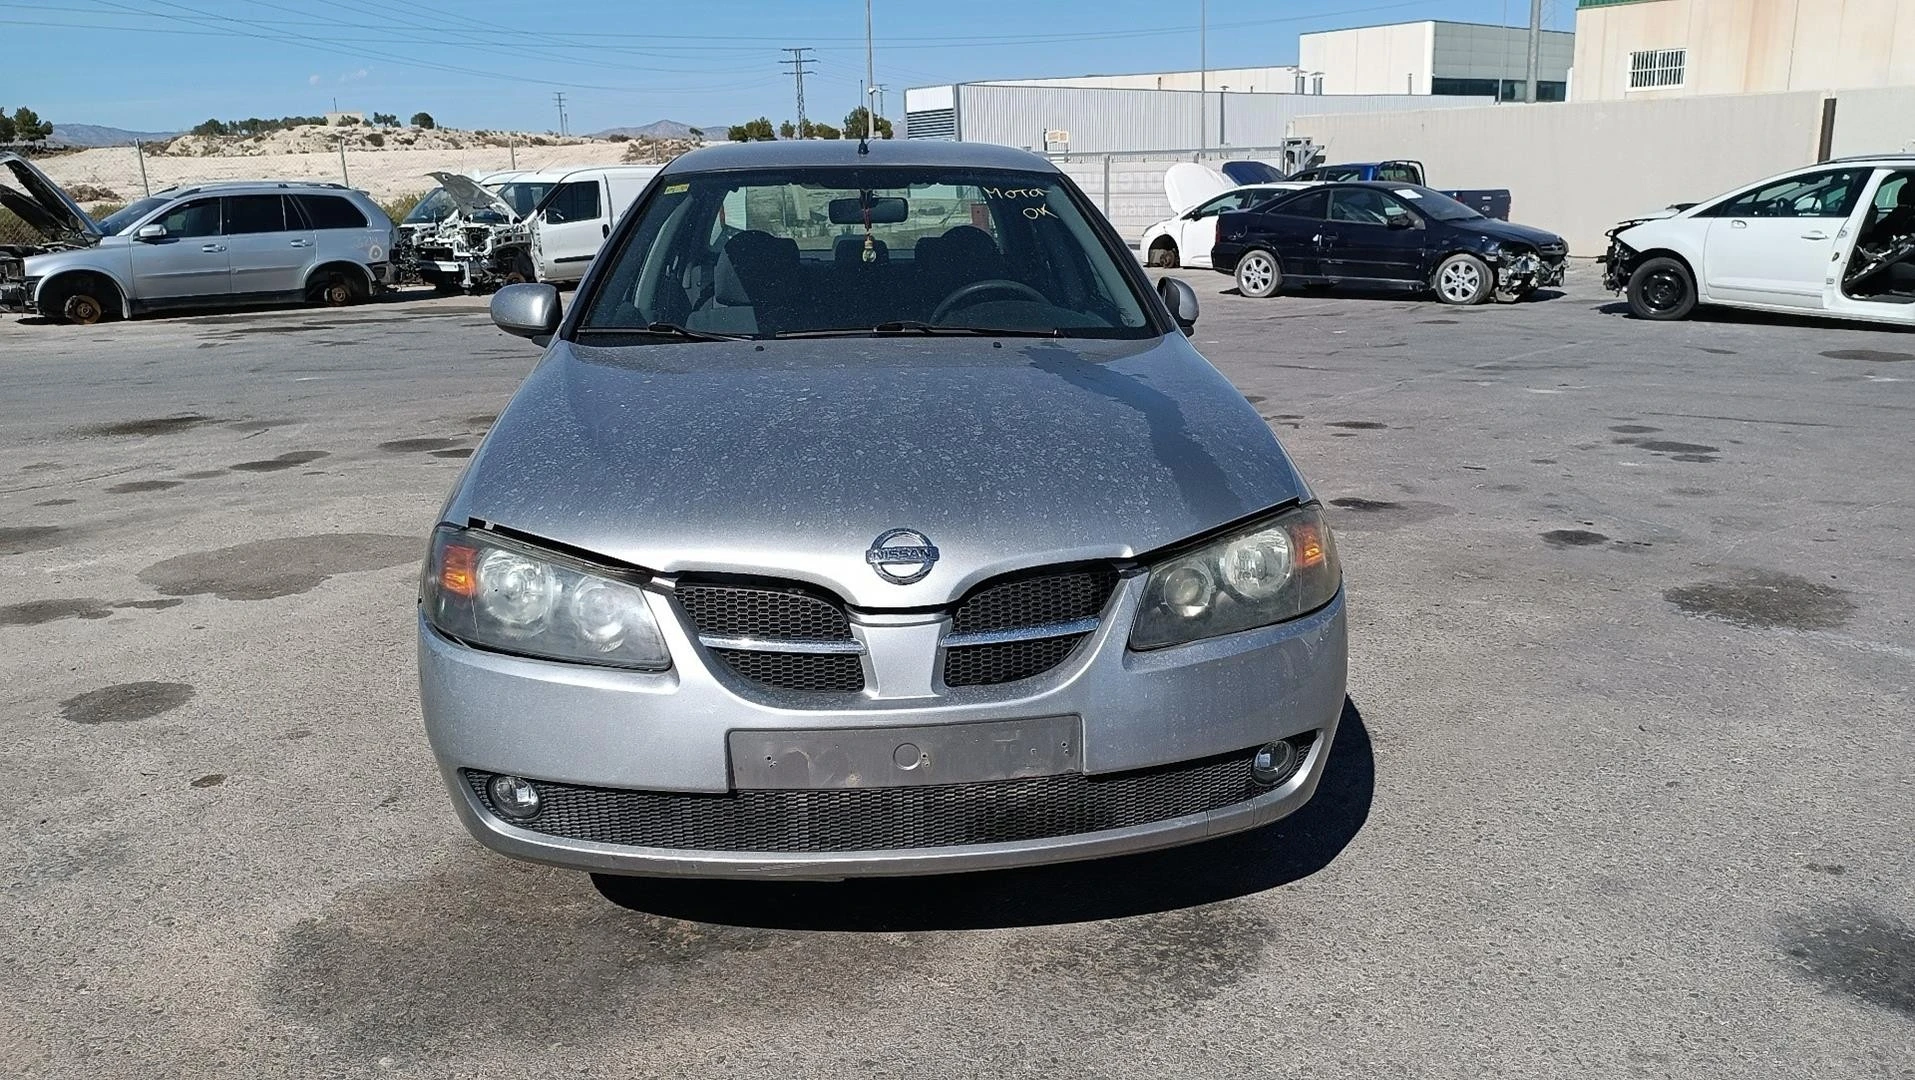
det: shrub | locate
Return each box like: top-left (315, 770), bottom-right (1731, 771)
top-left (378, 191), bottom-right (427, 223)
top-left (365, 132), bottom-right (384, 147)
top-left (66, 183), bottom-right (121, 202)
top-left (606, 133), bottom-right (630, 142)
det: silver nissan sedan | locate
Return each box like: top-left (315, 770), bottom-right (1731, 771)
top-left (418, 139), bottom-right (1348, 881)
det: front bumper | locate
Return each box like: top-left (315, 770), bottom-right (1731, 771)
top-left (0, 277), bottom-right (32, 313)
top-left (420, 580), bottom-right (1348, 879)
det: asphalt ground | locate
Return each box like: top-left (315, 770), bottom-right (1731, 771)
top-left (2, 268), bottom-right (1911, 1079)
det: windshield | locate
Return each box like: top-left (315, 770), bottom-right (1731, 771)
top-left (403, 189), bottom-right (457, 225)
top-left (97, 197), bottom-right (168, 235)
top-left (493, 181), bottom-right (554, 218)
top-left (1404, 187), bottom-right (1483, 221)
top-left (578, 166), bottom-right (1154, 340)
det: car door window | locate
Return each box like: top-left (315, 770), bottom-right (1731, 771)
top-left (155, 198), bottom-right (221, 238)
top-left (224, 195), bottom-right (286, 235)
top-left (1270, 190), bottom-right (1329, 220)
top-left (1376, 163), bottom-right (1421, 184)
top-left (545, 181), bottom-right (602, 224)
top-left (292, 194), bottom-right (369, 230)
top-left (1187, 193), bottom-right (1237, 219)
top-left (1707, 169), bottom-right (1869, 219)
top-left (1329, 189), bottom-right (1406, 226)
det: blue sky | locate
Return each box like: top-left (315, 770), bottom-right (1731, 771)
top-left (4, 0), bottom-right (1576, 133)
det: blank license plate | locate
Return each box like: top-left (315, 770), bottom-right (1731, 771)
top-left (728, 715), bottom-right (1082, 790)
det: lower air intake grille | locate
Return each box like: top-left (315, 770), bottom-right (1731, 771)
top-left (944, 633), bottom-right (1089, 687)
top-left (710, 649), bottom-right (864, 693)
top-left (465, 735), bottom-right (1314, 853)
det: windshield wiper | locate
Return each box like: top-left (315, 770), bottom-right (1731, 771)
top-left (576, 322), bottom-right (748, 342)
top-left (773, 321), bottom-right (1061, 339)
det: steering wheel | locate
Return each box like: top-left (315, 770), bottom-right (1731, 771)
top-left (929, 278), bottom-right (1050, 324)
top-left (1844, 234), bottom-right (1915, 289)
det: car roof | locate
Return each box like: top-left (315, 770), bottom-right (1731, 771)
top-left (154, 180), bottom-right (363, 198)
top-left (660, 139), bottom-right (1059, 175)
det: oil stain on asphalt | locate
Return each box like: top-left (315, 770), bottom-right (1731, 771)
top-left (230, 451), bottom-right (330, 473)
top-left (430, 448), bottom-right (474, 459)
top-left (1, 599), bottom-right (115, 626)
top-left (1328, 421), bottom-right (1388, 430)
top-left (1, 526), bottom-right (70, 555)
top-left (60, 681), bottom-right (196, 724)
top-left (1822, 349), bottom-right (1913, 364)
top-left (1543, 529), bottom-right (1609, 547)
top-left (72, 415), bottom-right (213, 437)
top-left (379, 437), bottom-right (461, 453)
top-left (1664, 570), bottom-right (1855, 631)
top-left (106, 479), bottom-right (185, 494)
top-left (1780, 905), bottom-right (1915, 1017)
top-left (138, 533), bottom-right (419, 600)
top-left (260, 858), bottom-right (1280, 1058)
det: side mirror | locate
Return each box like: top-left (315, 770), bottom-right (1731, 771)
top-left (490, 282), bottom-right (561, 343)
top-left (1386, 213), bottom-right (1415, 230)
top-left (1156, 276), bottom-right (1199, 334)
top-left (136, 224), bottom-right (167, 241)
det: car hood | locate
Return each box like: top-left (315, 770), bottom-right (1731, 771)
top-left (446, 335), bottom-right (1312, 608)
top-left (0, 152), bottom-right (99, 244)
top-left (1466, 217), bottom-right (1565, 249)
top-left (1164, 162), bottom-right (1235, 215)
top-left (427, 171), bottom-right (517, 220)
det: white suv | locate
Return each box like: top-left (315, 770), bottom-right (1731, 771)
top-left (1604, 154), bottom-right (1915, 326)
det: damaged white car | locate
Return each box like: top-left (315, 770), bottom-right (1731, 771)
top-left (1142, 162), bottom-right (1310, 269)
top-left (396, 164), bottom-right (664, 293)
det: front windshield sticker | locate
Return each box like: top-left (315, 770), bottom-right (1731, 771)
top-left (663, 182), bottom-right (688, 195)
top-left (1395, 188), bottom-right (1423, 199)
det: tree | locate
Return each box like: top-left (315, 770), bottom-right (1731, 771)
top-left (778, 120), bottom-right (797, 139)
top-left (842, 106), bottom-right (893, 140)
top-left (371, 111), bottom-right (398, 127)
top-left (726, 117), bottom-right (775, 142)
top-left (687, 127), bottom-right (704, 138)
top-left (811, 122), bottom-right (842, 140)
top-left (410, 112), bottom-right (436, 129)
top-left (10, 107), bottom-right (52, 143)
top-left (190, 118), bottom-right (230, 138)
top-left (0, 111), bottom-right (15, 143)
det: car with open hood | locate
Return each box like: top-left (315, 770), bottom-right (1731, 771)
top-left (0, 153), bottom-right (392, 323)
top-left (1141, 162), bottom-right (1312, 269)
top-left (417, 139), bottom-right (1348, 883)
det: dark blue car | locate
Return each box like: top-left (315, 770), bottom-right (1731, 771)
top-left (1210, 182), bottom-right (1567, 306)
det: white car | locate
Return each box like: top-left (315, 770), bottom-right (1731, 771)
top-left (1605, 155), bottom-right (1915, 325)
top-left (1143, 163), bottom-right (1311, 270)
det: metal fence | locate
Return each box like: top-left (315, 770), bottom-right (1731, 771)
top-left (1045, 142), bottom-right (1319, 243)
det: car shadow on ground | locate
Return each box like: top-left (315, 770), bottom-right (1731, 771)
top-left (594, 698), bottom-right (1375, 932)
top-left (6, 287), bottom-right (469, 328)
top-left (1593, 299), bottom-right (1915, 332)
top-left (1210, 284), bottom-right (1566, 306)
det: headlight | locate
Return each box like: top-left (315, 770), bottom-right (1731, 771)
top-left (1130, 505), bottom-right (1340, 650)
top-left (423, 525), bottom-right (670, 670)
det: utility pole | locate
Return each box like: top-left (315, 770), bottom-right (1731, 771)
top-left (1199, 0), bottom-right (1208, 152)
top-left (781, 47), bottom-right (816, 135)
top-left (865, 0), bottom-right (876, 130)
top-left (1524, 0), bottom-right (1543, 103)
top-left (553, 91), bottom-right (568, 136)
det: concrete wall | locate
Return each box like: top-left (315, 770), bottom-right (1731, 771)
top-left (1573, 0), bottom-right (1915, 101)
top-left (1289, 91), bottom-right (1829, 252)
top-left (950, 84), bottom-right (1491, 154)
top-left (1826, 87), bottom-right (1915, 157)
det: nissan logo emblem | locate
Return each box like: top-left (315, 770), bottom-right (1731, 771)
top-left (866, 528), bottom-right (939, 584)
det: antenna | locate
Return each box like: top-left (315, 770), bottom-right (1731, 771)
top-left (857, 79), bottom-right (869, 154)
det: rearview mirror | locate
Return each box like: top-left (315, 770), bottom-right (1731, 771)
top-left (490, 282), bottom-right (561, 343)
top-left (827, 196), bottom-right (908, 225)
top-left (1156, 276), bottom-right (1199, 334)
top-left (136, 224), bottom-right (167, 241)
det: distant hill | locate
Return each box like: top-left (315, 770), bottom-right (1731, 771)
top-left (589, 120), bottom-right (718, 140)
top-left (50, 123), bottom-right (182, 147)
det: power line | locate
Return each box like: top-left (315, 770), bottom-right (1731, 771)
top-left (780, 47), bottom-right (815, 134)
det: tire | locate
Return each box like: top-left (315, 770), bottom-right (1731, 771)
top-left (1626, 256), bottom-right (1697, 321)
top-left (503, 250), bottom-right (536, 285)
top-left (311, 269), bottom-right (363, 307)
top-left (1432, 253), bottom-right (1493, 305)
top-left (1235, 248), bottom-right (1282, 299)
top-left (1147, 241), bottom-right (1180, 269)
top-left (40, 275), bottom-right (116, 325)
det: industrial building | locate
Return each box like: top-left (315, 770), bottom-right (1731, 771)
top-left (1571, 0), bottom-right (1915, 100)
top-left (903, 18), bottom-right (1568, 153)
top-left (1300, 21), bottom-right (1573, 101)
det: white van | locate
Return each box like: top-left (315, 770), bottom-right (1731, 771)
top-left (527, 165), bottom-right (663, 283)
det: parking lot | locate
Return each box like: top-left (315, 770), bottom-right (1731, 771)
top-left (2, 265), bottom-right (1911, 1078)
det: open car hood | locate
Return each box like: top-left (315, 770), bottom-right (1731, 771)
top-left (426, 171), bottom-right (517, 220)
top-left (1163, 162), bottom-right (1235, 215)
top-left (0, 152), bottom-right (99, 244)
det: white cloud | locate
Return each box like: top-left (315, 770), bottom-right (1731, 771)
top-left (308, 74), bottom-right (322, 86)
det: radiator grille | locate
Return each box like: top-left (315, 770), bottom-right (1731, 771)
top-left (950, 566), bottom-right (1119, 635)
top-left (465, 734), bottom-right (1314, 853)
top-left (676, 581), bottom-right (851, 641)
top-left (944, 633), bottom-right (1090, 688)
top-left (710, 648), bottom-right (864, 694)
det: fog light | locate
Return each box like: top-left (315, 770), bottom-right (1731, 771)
top-left (1250, 740), bottom-right (1300, 787)
top-left (487, 775), bottom-right (542, 819)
